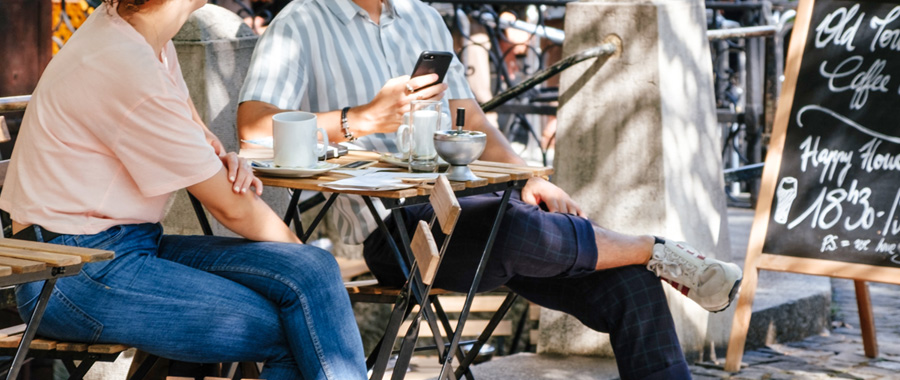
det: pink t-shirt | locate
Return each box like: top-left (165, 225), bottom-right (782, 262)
top-left (0, 4), bottom-right (222, 235)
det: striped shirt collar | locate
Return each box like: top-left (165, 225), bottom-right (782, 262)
top-left (324, 0), bottom-right (401, 25)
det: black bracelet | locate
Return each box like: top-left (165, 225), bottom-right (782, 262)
top-left (341, 106), bottom-right (356, 142)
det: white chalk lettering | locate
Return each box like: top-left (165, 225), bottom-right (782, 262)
top-left (859, 138), bottom-right (900, 173)
top-left (819, 57), bottom-right (890, 109)
top-left (870, 6), bottom-right (900, 52)
top-left (844, 180), bottom-right (875, 231)
top-left (799, 135), bottom-right (854, 185)
top-left (816, 4), bottom-right (864, 51)
top-left (797, 105), bottom-right (900, 144)
top-left (882, 188), bottom-right (900, 237)
top-left (875, 238), bottom-right (897, 254)
top-left (822, 234), bottom-right (839, 252)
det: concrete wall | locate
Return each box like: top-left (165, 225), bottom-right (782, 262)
top-left (545, 0), bottom-right (734, 360)
top-left (166, 4), bottom-right (291, 236)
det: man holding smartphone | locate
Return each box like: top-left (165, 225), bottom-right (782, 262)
top-left (237, 1), bottom-right (741, 379)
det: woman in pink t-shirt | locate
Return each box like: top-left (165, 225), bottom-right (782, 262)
top-left (0, 1), bottom-right (366, 379)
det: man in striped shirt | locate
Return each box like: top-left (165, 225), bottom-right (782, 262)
top-left (237, 1), bottom-right (742, 378)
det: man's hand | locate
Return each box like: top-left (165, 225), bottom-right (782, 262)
top-left (521, 177), bottom-right (585, 217)
top-left (220, 152), bottom-right (263, 196)
top-left (353, 74), bottom-right (447, 135)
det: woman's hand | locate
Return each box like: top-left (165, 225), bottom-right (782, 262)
top-left (220, 152), bottom-right (263, 196)
top-left (205, 129), bottom-right (226, 156)
top-left (520, 177), bottom-right (585, 217)
top-left (352, 74), bottom-right (447, 135)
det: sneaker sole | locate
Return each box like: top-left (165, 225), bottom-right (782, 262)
top-left (709, 276), bottom-right (743, 313)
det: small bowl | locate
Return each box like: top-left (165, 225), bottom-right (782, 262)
top-left (434, 130), bottom-right (486, 181)
top-left (433, 130), bottom-right (486, 166)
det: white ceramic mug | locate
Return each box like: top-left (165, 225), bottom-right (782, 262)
top-left (273, 111), bottom-right (329, 168)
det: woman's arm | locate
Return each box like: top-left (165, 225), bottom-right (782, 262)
top-left (187, 167), bottom-right (300, 244)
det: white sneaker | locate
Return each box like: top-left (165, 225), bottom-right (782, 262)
top-left (647, 238), bottom-right (742, 312)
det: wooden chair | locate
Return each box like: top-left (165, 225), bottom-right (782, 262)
top-left (346, 174), bottom-right (460, 380)
top-left (0, 159), bottom-right (163, 380)
top-left (351, 176), bottom-right (530, 380)
top-left (346, 175), bottom-right (524, 380)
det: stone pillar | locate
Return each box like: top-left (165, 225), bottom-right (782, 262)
top-left (544, 0), bottom-right (733, 360)
top-left (163, 5), bottom-right (290, 236)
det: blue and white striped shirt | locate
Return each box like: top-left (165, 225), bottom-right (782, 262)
top-left (239, 0), bottom-right (474, 244)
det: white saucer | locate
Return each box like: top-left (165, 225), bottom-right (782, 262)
top-left (251, 161), bottom-right (340, 178)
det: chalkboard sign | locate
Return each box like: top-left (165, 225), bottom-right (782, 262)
top-left (726, 0), bottom-right (900, 371)
top-left (763, 0), bottom-right (900, 268)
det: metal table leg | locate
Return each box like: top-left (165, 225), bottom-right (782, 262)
top-left (298, 193), bottom-right (338, 242)
top-left (454, 292), bottom-right (518, 379)
top-left (7, 277), bottom-right (57, 380)
top-left (283, 189), bottom-right (303, 226)
top-left (438, 188), bottom-right (514, 380)
top-left (282, 190), bottom-right (338, 242)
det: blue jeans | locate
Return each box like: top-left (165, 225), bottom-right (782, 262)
top-left (15, 223), bottom-right (367, 380)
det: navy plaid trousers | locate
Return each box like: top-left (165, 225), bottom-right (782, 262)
top-left (363, 191), bottom-right (691, 379)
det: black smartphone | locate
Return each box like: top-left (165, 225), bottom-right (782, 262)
top-left (410, 51), bottom-right (453, 90)
top-left (340, 160), bottom-right (377, 169)
top-left (317, 142), bottom-right (349, 160)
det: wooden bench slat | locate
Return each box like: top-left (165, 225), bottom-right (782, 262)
top-left (471, 160), bottom-right (553, 177)
top-left (0, 265), bottom-right (12, 277)
top-left (430, 175), bottom-right (460, 235)
top-left (466, 171), bottom-right (510, 184)
top-left (412, 295), bottom-right (510, 313)
top-left (0, 256), bottom-right (47, 273)
top-left (344, 279), bottom-right (378, 289)
top-left (335, 257), bottom-right (369, 281)
top-left (346, 284), bottom-right (452, 296)
top-left (0, 336), bottom-right (20, 348)
top-left (411, 221), bottom-right (439, 286)
top-left (56, 342), bottom-right (89, 352)
top-left (87, 343), bottom-right (129, 354)
top-left (30, 339), bottom-right (57, 350)
top-left (401, 319), bottom-right (512, 338)
top-left (461, 177), bottom-right (489, 187)
top-left (0, 239), bottom-right (113, 263)
top-left (0, 324), bottom-right (26, 338)
top-left (0, 246), bottom-right (82, 266)
top-left (469, 163), bottom-right (536, 179)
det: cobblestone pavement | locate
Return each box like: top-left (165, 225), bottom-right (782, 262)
top-left (690, 279), bottom-right (900, 379)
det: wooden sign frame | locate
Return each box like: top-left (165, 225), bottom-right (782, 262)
top-left (725, 0), bottom-right (900, 371)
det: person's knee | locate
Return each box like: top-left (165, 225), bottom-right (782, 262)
top-left (256, 243), bottom-right (346, 298)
